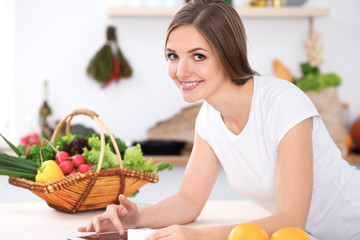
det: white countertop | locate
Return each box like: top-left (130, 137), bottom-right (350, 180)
top-left (0, 200), bottom-right (317, 240)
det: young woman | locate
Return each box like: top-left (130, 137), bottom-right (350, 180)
top-left (79, 0), bottom-right (360, 239)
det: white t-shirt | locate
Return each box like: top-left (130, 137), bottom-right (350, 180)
top-left (196, 75), bottom-right (360, 240)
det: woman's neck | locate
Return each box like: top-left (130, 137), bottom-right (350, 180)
top-left (207, 77), bottom-right (254, 135)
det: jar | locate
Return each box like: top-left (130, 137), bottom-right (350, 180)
top-left (272, 0), bottom-right (287, 7)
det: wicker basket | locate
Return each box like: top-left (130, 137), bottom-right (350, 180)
top-left (9, 109), bottom-right (159, 213)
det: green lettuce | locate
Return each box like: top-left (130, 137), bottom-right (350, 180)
top-left (123, 144), bottom-right (155, 172)
top-left (82, 137), bottom-right (173, 173)
top-left (82, 136), bottom-right (119, 169)
top-left (294, 62), bottom-right (342, 92)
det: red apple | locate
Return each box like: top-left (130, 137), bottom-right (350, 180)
top-left (56, 151), bottom-right (70, 163)
top-left (59, 161), bottom-right (74, 175)
top-left (72, 155), bottom-right (85, 168)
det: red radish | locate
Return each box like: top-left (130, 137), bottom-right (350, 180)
top-left (78, 164), bottom-right (91, 173)
top-left (72, 155), bottom-right (85, 168)
top-left (56, 151), bottom-right (70, 163)
top-left (69, 171), bottom-right (78, 175)
top-left (59, 161), bottom-right (74, 175)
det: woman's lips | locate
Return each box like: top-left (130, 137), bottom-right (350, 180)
top-left (180, 80), bottom-right (202, 91)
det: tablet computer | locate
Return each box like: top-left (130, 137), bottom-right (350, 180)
top-left (66, 231), bottom-right (126, 240)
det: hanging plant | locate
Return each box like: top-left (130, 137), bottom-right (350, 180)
top-left (87, 26), bottom-right (133, 89)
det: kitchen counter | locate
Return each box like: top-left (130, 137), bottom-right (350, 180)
top-left (0, 200), bottom-right (317, 240)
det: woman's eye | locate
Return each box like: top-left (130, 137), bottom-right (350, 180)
top-left (167, 53), bottom-right (178, 60)
top-left (194, 54), bottom-right (205, 61)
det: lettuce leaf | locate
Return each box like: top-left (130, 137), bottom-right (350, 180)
top-left (54, 134), bottom-right (78, 151)
top-left (82, 137), bottom-right (173, 173)
top-left (82, 136), bottom-right (119, 169)
top-left (123, 144), bottom-right (155, 172)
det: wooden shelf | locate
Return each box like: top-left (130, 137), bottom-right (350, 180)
top-left (146, 155), bottom-right (189, 166)
top-left (108, 7), bottom-right (329, 18)
top-left (344, 154), bottom-right (360, 166)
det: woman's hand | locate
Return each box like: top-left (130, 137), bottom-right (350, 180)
top-left (147, 225), bottom-right (204, 240)
top-left (77, 194), bottom-right (139, 234)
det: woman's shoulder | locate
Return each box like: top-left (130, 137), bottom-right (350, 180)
top-left (254, 75), bottom-right (309, 102)
top-left (255, 75), bottom-right (298, 93)
top-left (254, 75), bottom-right (317, 112)
top-left (195, 101), bottom-right (220, 140)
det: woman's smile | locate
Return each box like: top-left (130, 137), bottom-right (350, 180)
top-left (180, 80), bottom-right (204, 91)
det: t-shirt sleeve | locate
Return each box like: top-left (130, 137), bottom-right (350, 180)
top-left (195, 102), bottom-right (208, 141)
top-left (268, 85), bottom-right (319, 149)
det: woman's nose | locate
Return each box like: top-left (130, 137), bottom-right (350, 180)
top-left (176, 60), bottom-right (191, 79)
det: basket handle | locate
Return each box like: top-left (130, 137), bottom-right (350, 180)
top-left (50, 108), bottom-right (123, 173)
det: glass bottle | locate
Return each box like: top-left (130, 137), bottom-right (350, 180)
top-left (39, 79), bottom-right (52, 125)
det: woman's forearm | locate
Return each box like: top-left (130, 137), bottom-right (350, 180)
top-left (200, 225), bottom-right (238, 240)
top-left (136, 198), bottom-right (309, 239)
top-left (136, 194), bottom-right (203, 229)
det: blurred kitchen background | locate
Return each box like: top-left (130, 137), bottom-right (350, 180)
top-left (0, 0), bottom-right (360, 203)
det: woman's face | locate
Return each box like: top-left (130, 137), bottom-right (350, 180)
top-left (166, 25), bottom-right (228, 103)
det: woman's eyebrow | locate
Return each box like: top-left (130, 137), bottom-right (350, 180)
top-left (165, 47), bottom-right (208, 53)
top-left (188, 47), bottom-right (207, 53)
top-left (166, 48), bottom-right (175, 52)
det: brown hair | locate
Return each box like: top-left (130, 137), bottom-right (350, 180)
top-left (165, 0), bottom-right (258, 85)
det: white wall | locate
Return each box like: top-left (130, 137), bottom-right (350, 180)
top-left (0, 0), bottom-right (358, 144)
top-left (12, 0), bottom-right (187, 143)
top-left (0, 0), bottom-right (15, 145)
